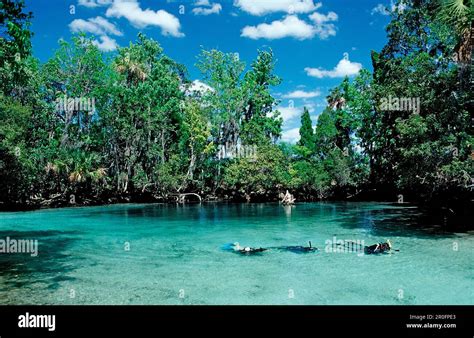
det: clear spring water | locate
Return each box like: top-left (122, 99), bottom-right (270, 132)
top-left (0, 202), bottom-right (473, 305)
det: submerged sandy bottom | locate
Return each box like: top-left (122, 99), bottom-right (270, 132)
top-left (0, 202), bottom-right (473, 305)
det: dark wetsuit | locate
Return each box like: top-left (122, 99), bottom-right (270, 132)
top-left (283, 245), bottom-right (318, 253)
top-left (364, 242), bottom-right (391, 254)
top-left (238, 247), bottom-right (267, 254)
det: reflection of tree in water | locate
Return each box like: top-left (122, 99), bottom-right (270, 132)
top-left (335, 205), bottom-right (462, 239)
top-left (0, 230), bottom-right (80, 293)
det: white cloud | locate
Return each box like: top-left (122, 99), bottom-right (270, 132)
top-left (371, 1), bottom-right (407, 16)
top-left (305, 53), bottom-right (362, 78)
top-left (371, 4), bottom-right (390, 16)
top-left (69, 16), bottom-right (122, 36)
top-left (308, 10), bottom-right (337, 39)
top-left (282, 90), bottom-right (321, 99)
top-left (191, 80), bottom-right (214, 92)
top-left (106, 0), bottom-right (184, 37)
top-left (241, 8), bottom-right (337, 41)
top-left (278, 106), bottom-right (301, 121)
top-left (303, 102), bottom-right (316, 113)
top-left (241, 15), bottom-right (315, 40)
top-left (182, 80), bottom-right (215, 94)
top-left (78, 0), bottom-right (112, 8)
top-left (235, 0), bottom-right (321, 16)
top-left (308, 11), bottom-right (337, 24)
top-left (92, 35), bottom-right (118, 52)
top-left (193, 1), bottom-right (222, 15)
top-left (281, 127), bottom-right (300, 143)
top-left (89, 16), bottom-right (122, 35)
top-left (69, 16), bottom-right (121, 52)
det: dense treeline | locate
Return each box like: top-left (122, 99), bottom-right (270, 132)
top-left (0, 0), bottom-right (472, 220)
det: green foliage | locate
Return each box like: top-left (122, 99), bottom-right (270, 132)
top-left (296, 107), bottom-right (315, 156)
top-left (0, 0), bottom-right (33, 99)
top-left (0, 93), bottom-right (33, 203)
top-left (102, 33), bottom-right (185, 194)
top-left (0, 0), bottom-right (471, 210)
top-left (221, 144), bottom-right (290, 199)
top-left (241, 49), bottom-right (282, 145)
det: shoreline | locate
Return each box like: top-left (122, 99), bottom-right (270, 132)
top-left (1, 197), bottom-right (472, 230)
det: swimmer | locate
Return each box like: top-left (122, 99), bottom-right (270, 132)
top-left (232, 242), bottom-right (267, 254)
top-left (364, 239), bottom-right (392, 254)
top-left (280, 241), bottom-right (318, 254)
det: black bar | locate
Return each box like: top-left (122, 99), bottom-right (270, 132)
top-left (0, 306), bottom-right (472, 337)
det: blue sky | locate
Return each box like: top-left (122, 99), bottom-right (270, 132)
top-left (25, 0), bottom-right (396, 143)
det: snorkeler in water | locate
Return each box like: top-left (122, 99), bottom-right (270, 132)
top-left (364, 239), bottom-right (392, 254)
top-left (231, 242), bottom-right (267, 254)
top-left (224, 240), bottom-right (394, 255)
top-left (278, 241), bottom-right (318, 254)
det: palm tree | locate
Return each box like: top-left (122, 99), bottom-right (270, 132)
top-left (89, 167), bottom-right (107, 184)
top-left (114, 52), bottom-right (147, 85)
top-left (45, 159), bottom-right (68, 175)
top-left (68, 153), bottom-right (103, 184)
top-left (438, 0), bottom-right (473, 64)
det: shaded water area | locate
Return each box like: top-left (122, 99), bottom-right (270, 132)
top-left (0, 202), bottom-right (472, 304)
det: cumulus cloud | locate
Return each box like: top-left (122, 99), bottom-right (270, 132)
top-left (106, 0), bottom-right (184, 37)
top-left (309, 10), bottom-right (337, 24)
top-left (371, 1), bottom-right (407, 16)
top-left (278, 106), bottom-right (301, 121)
top-left (235, 0), bottom-right (321, 16)
top-left (308, 10), bottom-right (337, 39)
top-left (193, 1), bottom-right (222, 15)
top-left (69, 16), bottom-right (121, 52)
top-left (78, 0), bottom-right (112, 8)
top-left (281, 127), bottom-right (300, 143)
top-left (241, 15), bottom-right (315, 40)
top-left (371, 4), bottom-right (390, 15)
top-left (69, 16), bottom-right (122, 36)
top-left (191, 80), bottom-right (214, 92)
top-left (282, 90), bottom-right (321, 99)
top-left (305, 53), bottom-right (362, 78)
top-left (92, 35), bottom-right (119, 52)
top-left (241, 8), bottom-right (337, 40)
top-left (181, 80), bottom-right (215, 95)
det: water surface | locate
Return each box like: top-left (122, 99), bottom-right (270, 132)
top-left (0, 202), bottom-right (472, 305)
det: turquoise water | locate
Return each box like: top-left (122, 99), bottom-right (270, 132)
top-left (0, 202), bottom-right (473, 305)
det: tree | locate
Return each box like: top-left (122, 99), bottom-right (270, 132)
top-left (196, 49), bottom-right (246, 148)
top-left (241, 49), bottom-right (282, 145)
top-left (365, 0), bottom-right (472, 205)
top-left (103, 34), bottom-right (185, 195)
top-left (0, 93), bottom-right (32, 205)
top-left (0, 0), bottom-right (37, 207)
top-left (296, 107), bottom-right (315, 157)
top-left (437, 0), bottom-right (472, 63)
top-left (178, 99), bottom-right (213, 191)
top-left (221, 144), bottom-right (290, 201)
top-left (314, 107), bottom-right (338, 158)
top-left (0, 0), bottom-right (33, 99)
